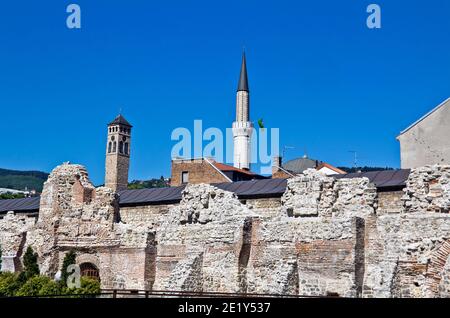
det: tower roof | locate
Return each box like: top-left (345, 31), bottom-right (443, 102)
top-left (108, 114), bottom-right (132, 127)
top-left (237, 52), bottom-right (249, 92)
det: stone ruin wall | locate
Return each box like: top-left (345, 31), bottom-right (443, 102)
top-left (1, 163), bottom-right (450, 297)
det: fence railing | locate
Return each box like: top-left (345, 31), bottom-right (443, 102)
top-left (99, 289), bottom-right (333, 298)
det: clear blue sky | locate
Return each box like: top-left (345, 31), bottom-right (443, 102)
top-left (1, 0), bottom-right (449, 185)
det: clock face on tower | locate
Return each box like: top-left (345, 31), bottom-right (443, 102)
top-left (122, 136), bottom-right (127, 142)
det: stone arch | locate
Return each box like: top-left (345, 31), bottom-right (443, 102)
top-left (76, 253), bottom-right (100, 271)
top-left (425, 239), bottom-right (450, 296)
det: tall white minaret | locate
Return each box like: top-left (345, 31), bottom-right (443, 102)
top-left (232, 52), bottom-right (253, 170)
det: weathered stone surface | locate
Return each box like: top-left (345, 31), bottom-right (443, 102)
top-left (281, 169), bottom-right (335, 217)
top-left (281, 169), bottom-right (376, 218)
top-left (0, 212), bottom-right (35, 272)
top-left (2, 163), bottom-right (450, 298)
top-left (403, 165), bottom-right (450, 213)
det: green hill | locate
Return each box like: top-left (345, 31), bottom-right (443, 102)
top-left (128, 177), bottom-right (169, 189)
top-left (0, 168), bottom-right (49, 192)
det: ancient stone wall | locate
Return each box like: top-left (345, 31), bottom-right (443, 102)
top-left (119, 204), bottom-right (174, 225)
top-left (1, 164), bottom-right (450, 298)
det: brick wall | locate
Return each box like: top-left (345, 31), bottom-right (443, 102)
top-left (120, 204), bottom-right (175, 225)
top-left (377, 191), bottom-right (404, 214)
top-left (170, 159), bottom-right (229, 186)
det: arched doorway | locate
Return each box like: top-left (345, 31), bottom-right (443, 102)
top-left (80, 262), bottom-right (100, 281)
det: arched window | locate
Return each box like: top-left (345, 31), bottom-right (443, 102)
top-left (124, 142), bottom-right (129, 155)
top-left (108, 142), bottom-right (112, 153)
top-left (113, 141), bottom-right (117, 152)
top-left (80, 263), bottom-right (100, 281)
top-left (119, 141), bottom-right (124, 154)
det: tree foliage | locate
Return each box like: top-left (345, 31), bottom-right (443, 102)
top-left (22, 246), bottom-right (39, 280)
top-left (128, 177), bottom-right (168, 189)
top-left (16, 275), bottom-right (60, 297)
top-left (60, 250), bottom-right (76, 288)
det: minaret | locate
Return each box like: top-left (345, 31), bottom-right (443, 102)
top-left (232, 52), bottom-right (253, 170)
top-left (105, 114), bottom-right (132, 192)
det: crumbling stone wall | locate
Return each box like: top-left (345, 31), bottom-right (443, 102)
top-left (119, 204), bottom-right (174, 226)
top-left (1, 164), bottom-right (450, 297)
top-left (246, 217), bottom-right (364, 297)
top-left (153, 184), bottom-right (258, 293)
top-left (281, 169), bottom-right (376, 218)
top-left (403, 165), bottom-right (450, 213)
top-left (0, 212), bottom-right (35, 272)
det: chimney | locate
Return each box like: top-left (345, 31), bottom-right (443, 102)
top-left (272, 156), bottom-right (282, 175)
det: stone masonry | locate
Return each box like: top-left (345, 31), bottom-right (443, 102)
top-left (1, 163), bottom-right (450, 297)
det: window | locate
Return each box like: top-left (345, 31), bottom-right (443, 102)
top-left (80, 263), bottom-right (100, 281)
top-left (113, 141), bottom-right (117, 152)
top-left (108, 142), bottom-right (112, 153)
top-left (181, 171), bottom-right (189, 184)
top-left (124, 142), bottom-right (129, 155)
top-left (119, 141), bottom-right (124, 154)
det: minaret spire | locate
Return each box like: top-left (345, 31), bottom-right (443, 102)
top-left (232, 52), bottom-right (253, 170)
top-left (237, 52), bottom-right (249, 92)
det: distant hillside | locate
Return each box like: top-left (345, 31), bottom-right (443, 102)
top-left (0, 168), bottom-right (49, 192)
top-left (337, 166), bottom-right (395, 173)
top-left (128, 177), bottom-right (169, 189)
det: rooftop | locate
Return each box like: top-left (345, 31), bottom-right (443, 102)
top-left (108, 114), bottom-right (132, 127)
top-left (0, 169), bottom-right (411, 214)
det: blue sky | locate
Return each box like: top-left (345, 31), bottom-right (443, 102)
top-left (0, 0), bottom-right (449, 184)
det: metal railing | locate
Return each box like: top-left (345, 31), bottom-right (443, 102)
top-left (99, 289), bottom-right (332, 298)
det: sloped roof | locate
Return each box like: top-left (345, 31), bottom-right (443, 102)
top-left (316, 163), bottom-right (347, 174)
top-left (213, 162), bottom-right (258, 176)
top-left (282, 157), bottom-right (320, 174)
top-left (108, 114), bottom-right (132, 127)
top-left (333, 169), bottom-right (410, 189)
top-left (0, 196), bottom-right (40, 213)
top-left (398, 97), bottom-right (450, 136)
top-left (0, 170), bottom-right (411, 213)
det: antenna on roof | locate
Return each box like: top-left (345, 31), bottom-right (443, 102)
top-left (119, 106), bottom-right (123, 115)
top-left (348, 150), bottom-right (358, 169)
top-left (282, 146), bottom-right (295, 159)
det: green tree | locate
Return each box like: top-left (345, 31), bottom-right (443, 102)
top-left (60, 250), bottom-right (76, 288)
top-left (22, 246), bottom-right (39, 280)
top-left (66, 277), bottom-right (100, 296)
top-left (0, 272), bottom-right (23, 296)
top-left (16, 276), bottom-right (60, 297)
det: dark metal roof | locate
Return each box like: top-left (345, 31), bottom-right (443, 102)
top-left (214, 178), bottom-right (287, 199)
top-left (108, 114), bottom-right (132, 127)
top-left (117, 185), bottom-right (185, 206)
top-left (0, 196), bottom-right (40, 214)
top-left (282, 157), bottom-right (320, 174)
top-left (333, 169), bottom-right (411, 190)
top-left (0, 170), bottom-right (410, 213)
top-left (237, 52), bottom-right (249, 92)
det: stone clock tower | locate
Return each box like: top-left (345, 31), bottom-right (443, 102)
top-left (105, 114), bottom-right (132, 192)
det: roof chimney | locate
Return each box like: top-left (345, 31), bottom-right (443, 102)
top-left (272, 156), bottom-right (282, 176)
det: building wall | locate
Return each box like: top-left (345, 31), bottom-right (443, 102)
top-left (120, 204), bottom-right (175, 225)
top-left (2, 163), bottom-right (450, 298)
top-left (170, 159), bottom-right (229, 186)
top-left (398, 100), bottom-right (450, 169)
top-left (272, 170), bottom-right (292, 179)
top-left (376, 191), bottom-right (405, 214)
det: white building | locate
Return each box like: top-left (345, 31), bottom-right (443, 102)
top-left (397, 98), bottom-right (450, 169)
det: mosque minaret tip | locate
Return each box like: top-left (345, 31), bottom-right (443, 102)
top-left (232, 52), bottom-right (253, 170)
